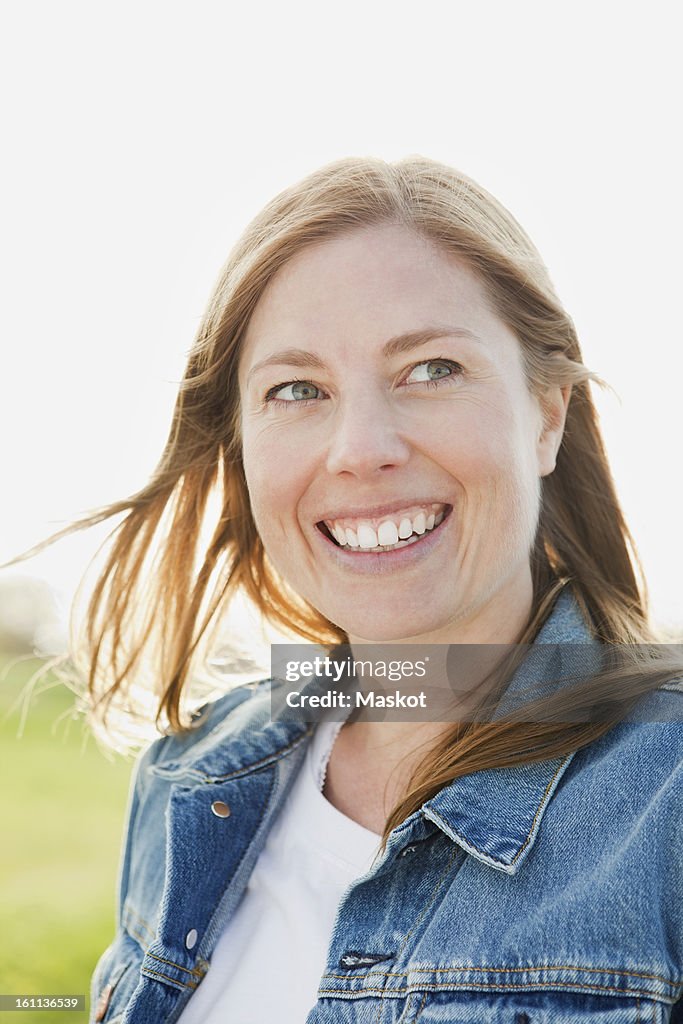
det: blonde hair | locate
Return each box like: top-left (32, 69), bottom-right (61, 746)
top-left (43, 156), bottom-right (676, 850)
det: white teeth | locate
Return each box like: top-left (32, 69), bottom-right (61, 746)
top-left (398, 517), bottom-right (413, 539)
top-left (323, 504), bottom-right (449, 549)
top-left (357, 524), bottom-right (379, 549)
top-left (377, 521), bottom-right (399, 546)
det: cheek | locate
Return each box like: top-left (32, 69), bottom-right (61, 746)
top-left (432, 399), bottom-right (541, 537)
top-left (241, 423), bottom-right (311, 540)
top-left (432, 402), bottom-right (533, 483)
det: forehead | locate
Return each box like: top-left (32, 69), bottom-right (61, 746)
top-left (239, 224), bottom-right (512, 373)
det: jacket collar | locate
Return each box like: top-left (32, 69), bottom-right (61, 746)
top-left (422, 587), bottom-right (598, 874)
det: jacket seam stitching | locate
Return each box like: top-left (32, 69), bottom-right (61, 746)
top-left (145, 951), bottom-right (205, 979)
top-left (321, 965), bottom-right (680, 987)
top-left (318, 980), bottom-right (671, 998)
top-left (141, 966), bottom-right (198, 990)
top-left (422, 964), bottom-right (676, 985)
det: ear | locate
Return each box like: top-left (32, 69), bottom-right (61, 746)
top-left (537, 385), bottom-right (571, 477)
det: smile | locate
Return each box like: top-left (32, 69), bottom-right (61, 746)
top-left (317, 502), bottom-right (451, 553)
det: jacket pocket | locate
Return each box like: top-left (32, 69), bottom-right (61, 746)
top-left (407, 989), bottom-right (668, 1023)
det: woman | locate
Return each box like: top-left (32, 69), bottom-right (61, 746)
top-left (80, 158), bottom-right (682, 1022)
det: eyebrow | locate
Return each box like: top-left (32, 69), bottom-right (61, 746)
top-left (245, 325), bottom-right (482, 385)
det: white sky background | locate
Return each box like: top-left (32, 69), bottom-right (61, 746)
top-left (1, 1), bottom-right (681, 638)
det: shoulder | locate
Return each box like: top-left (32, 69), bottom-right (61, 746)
top-left (592, 678), bottom-right (682, 761)
top-left (565, 680), bottom-right (683, 821)
top-left (542, 683), bottom-right (683, 913)
top-left (137, 676), bottom-right (275, 768)
top-left (122, 678), bottom-right (279, 807)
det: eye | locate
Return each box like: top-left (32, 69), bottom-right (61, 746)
top-left (403, 359), bottom-right (462, 385)
top-left (265, 378), bottom-right (323, 405)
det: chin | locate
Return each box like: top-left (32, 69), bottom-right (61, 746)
top-left (333, 609), bottom-right (453, 645)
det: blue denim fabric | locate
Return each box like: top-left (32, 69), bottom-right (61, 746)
top-left (89, 590), bottom-right (683, 1023)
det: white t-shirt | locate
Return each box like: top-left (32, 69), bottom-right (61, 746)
top-left (176, 719), bottom-right (382, 1023)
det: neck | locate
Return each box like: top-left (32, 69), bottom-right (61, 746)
top-left (343, 564), bottom-right (534, 759)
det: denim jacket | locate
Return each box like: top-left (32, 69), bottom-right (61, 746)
top-left (90, 591), bottom-right (683, 1023)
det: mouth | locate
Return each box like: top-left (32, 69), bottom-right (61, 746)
top-left (315, 502), bottom-right (452, 554)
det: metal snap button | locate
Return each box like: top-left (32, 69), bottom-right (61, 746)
top-left (185, 928), bottom-right (198, 950)
top-left (211, 800), bottom-right (231, 818)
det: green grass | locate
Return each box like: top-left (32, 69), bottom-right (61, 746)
top-left (0, 655), bottom-right (133, 1023)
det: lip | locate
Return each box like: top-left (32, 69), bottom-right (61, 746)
top-left (312, 505), bottom-right (453, 575)
top-left (314, 499), bottom-right (450, 521)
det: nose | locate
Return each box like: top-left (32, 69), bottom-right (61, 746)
top-left (325, 389), bottom-right (411, 478)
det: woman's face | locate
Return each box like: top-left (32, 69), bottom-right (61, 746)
top-left (238, 224), bottom-right (565, 644)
